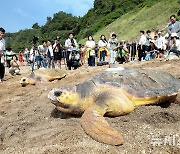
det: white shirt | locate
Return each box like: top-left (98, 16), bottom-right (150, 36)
top-left (156, 36), bottom-right (164, 49)
top-left (86, 40), bottom-right (95, 48)
top-left (38, 45), bottom-right (47, 55)
top-left (24, 49), bottom-right (29, 55)
top-left (139, 35), bottom-right (146, 45)
top-left (65, 38), bottom-right (78, 51)
top-left (29, 49), bottom-right (35, 61)
top-left (98, 40), bottom-right (107, 47)
top-left (0, 38), bottom-right (5, 51)
top-left (48, 45), bottom-right (54, 57)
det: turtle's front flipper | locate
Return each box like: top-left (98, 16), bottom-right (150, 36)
top-left (81, 104), bottom-right (124, 145)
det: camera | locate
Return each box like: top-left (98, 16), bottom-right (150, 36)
top-left (32, 36), bottom-right (39, 45)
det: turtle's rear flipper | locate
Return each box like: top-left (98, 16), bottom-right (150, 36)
top-left (81, 105), bottom-right (124, 145)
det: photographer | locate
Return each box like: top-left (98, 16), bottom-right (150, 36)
top-left (169, 33), bottom-right (180, 56)
top-left (65, 33), bottom-right (78, 63)
top-left (53, 37), bottom-right (62, 69)
top-left (116, 41), bottom-right (129, 64)
top-left (32, 36), bottom-right (39, 45)
top-left (9, 55), bottom-right (20, 75)
top-left (67, 49), bottom-right (80, 70)
top-left (29, 46), bottom-right (37, 71)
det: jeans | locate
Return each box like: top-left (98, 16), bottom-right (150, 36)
top-left (35, 56), bottom-right (41, 69)
top-left (47, 56), bottom-right (55, 68)
top-left (88, 56), bottom-right (95, 66)
top-left (41, 55), bottom-right (47, 68)
top-left (145, 53), bottom-right (150, 61)
top-left (100, 50), bottom-right (106, 62)
top-left (109, 50), bottom-right (117, 63)
top-left (169, 49), bottom-right (180, 56)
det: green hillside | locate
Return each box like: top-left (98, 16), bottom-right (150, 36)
top-left (5, 0), bottom-right (180, 51)
top-left (80, 0), bottom-right (179, 44)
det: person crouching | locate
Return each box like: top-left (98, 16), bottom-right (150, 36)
top-left (9, 55), bottom-right (20, 75)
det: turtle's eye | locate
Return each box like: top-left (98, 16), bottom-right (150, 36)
top-left (54, 91), bottom-right (62, 97)
top-left (22, 79), bottom-right (26, 82)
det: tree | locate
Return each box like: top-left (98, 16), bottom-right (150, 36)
top-left (32, 23), bottom-right (40, 29)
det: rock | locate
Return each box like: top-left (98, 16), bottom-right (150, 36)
top-left (165, 53), bottom-right (180, 61)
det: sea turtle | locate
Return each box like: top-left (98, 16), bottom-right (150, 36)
top-left (48, 67), bottom-right (180, 145)
top-left (20, 68), bottom-right (66, 87)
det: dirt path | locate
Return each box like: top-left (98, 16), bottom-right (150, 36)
top-left (0, 60), bottom-right (180, 154)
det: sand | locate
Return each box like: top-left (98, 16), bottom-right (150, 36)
top-left (0, 59), bottom-right (180, 154)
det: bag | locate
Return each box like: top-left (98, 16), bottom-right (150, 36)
top-left (72, 60), bottom-right (80, 67)
top-left (89, 50), bottom-right (95, 56)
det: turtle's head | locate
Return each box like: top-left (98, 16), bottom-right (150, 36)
top-left (20, 77), bottom-right (36, 87)
top-left (48, 86), bottom-right (83, 114)
top-left (20, 77), bottom-right (30, 87)
top-left (48, 81), bottom-right (96, 114)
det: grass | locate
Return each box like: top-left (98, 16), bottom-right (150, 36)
top-left (79, 0), bottom-right (179, 44)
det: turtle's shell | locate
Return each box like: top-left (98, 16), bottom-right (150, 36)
top-left (30, 68), bottom-right (66, 81)
top-left (91, 68), bottom-right (180, 98)
top-left (20, 69), bottom-right (66, 87)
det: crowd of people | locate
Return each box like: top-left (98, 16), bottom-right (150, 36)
top-left (0, 14), bottom-right (180, 83)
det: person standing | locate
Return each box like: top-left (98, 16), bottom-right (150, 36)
top-left (86, 35), bottom-right (96, 66)
top-left (65, 33), bottom-right (78, 69)
top-left (47, 40), bottom-right (55, 69)
top-left (38, 40), bottom-right (47, 68)
top-left (144, 30), bottom-right (151, 51)
top-left (168, 15), bottom-right (180, 37)
top-left (53, 37), bottom-right (62, 69)
top-left (138, 30), bottom-right (147, 61)
top-left (29, 46), bottom-right (37, 71)
top-left (24, 48), bottom-right (30, 63)
top-left (80, 45), bottom-right (86, 65)
top-left (19, 50), bottom-right (24, 65)
top-left (130, 40), bottom-right (137, 61)
top-left (108, 33), bottom-right (118, 64)
top-left (98, 35), bottom-right (108, 62)
top-left (65, 33), bottom-right (78, 60)
top-left (156, 32), bottom-right (165, 58)
top-left (0, 27), bottom-right (6, 83)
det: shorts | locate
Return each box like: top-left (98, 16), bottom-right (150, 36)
top-left (54, 52), bottom-right (61, 61)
